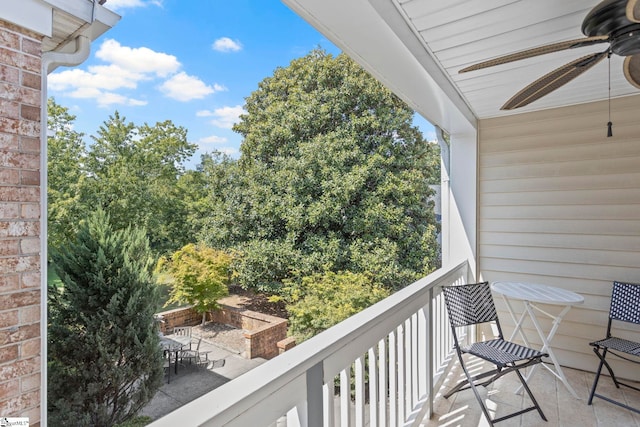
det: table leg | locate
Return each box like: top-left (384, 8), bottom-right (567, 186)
top-left (501, 294), bottom-right (532, 346)
top-left (517, 303), bottom-right (579, 398)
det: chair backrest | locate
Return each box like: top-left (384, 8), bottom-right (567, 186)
top-left (173, 326), bottom-right (192, 337)
top-left (442, 282), bottom-right (498, 327)
top-left (609, 281), bottom-right (640, 325)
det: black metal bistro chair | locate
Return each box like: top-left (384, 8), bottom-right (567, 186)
top-left (588, 281), bottom-right (640, 414)
top-left (442, 282), bottom-right (548, 426)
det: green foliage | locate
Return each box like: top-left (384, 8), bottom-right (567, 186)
top-left (48, 209), bottom-right (163, 426)
top-left (230, 239), bottom-right (303, 293)
top-left (158, 244), bottom-right (231, 324)
top-left (47, 98), bottom-right (90, 252)
top-left (284, 271), bottom-right (391, 342)
top-left (47, 98), bottom-right (198, 256)
top-left (83, 113), bottom-right (197, 254)
top-left (199, 49), bottom-right (440, 290)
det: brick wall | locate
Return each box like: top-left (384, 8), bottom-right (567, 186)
top-left (158, 305), bottom-right (289, 360)
top-left (0, 19), bottom-right (43, 424)
top-left (209, 306), bottom-right (287, 360)
top-left (155, 307), bottom-right (202, 335)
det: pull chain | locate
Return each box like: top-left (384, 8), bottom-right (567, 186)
top-left (607, 51), bottom-right (612, 137)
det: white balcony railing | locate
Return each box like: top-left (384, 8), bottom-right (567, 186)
top-left (150, 260), bottom-right (472, 427)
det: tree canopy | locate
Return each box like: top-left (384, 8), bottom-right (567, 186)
top-left (199, 49), bottom-right (440, 290)
top-left (47, 98), bottom-right (89, 251)
top-left (47, 99), bottom-right (197, 255)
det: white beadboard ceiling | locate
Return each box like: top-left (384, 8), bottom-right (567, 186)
top-left (284, 0), bottom-right (640, 128)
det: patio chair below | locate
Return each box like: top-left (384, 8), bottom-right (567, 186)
top-left (588, 281), bottom-right (640, 414)
top-left (442, 282), bottom-right (548, 426)
top-left (180, 337), bottom-right (212, 368)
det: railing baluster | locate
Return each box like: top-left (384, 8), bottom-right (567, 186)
top-left (411, 313), bottom-right (418, 409)
top-left (340, 367), bottom-right (350, 427)
top-left (368, 347), bottom-right (378, 427)
top-left (417, 306), bottom-right (427, 404)
top-left (427, 287), bottom-right (434, 419)
top-left (355, 355), bottom-right (365, 426)
top-left (378, 339), bottom-right (387, 427)
top-left (323, 381), bottom-right (334, 427)
top-left (397, 324), bottom-right (405, 425)
top-left (389, 330), bottom-right (397, 427)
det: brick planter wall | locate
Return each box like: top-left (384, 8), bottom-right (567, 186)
top-left (157, 304), bottom-right (288, 360)
top-left (155, 306), bottom-right (202, 335)
top-left (0, 19), bottom-right (43, 424)
top-left (209, 307), bottom-right (287, 360)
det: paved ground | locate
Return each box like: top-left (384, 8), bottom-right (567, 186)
top-left (140, 336), bottom-right (266, 421)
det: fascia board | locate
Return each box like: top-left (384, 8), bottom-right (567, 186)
top-left (0, 0), bottom-right (53, 37)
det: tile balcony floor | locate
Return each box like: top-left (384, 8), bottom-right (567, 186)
top-left (421, 357), bottom-right (640, 427)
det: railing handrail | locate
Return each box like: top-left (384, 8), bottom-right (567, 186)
top-left (150, 260), bottom-right (470, 427)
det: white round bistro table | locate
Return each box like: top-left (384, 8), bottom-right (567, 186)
top-left (490, 281), bottom-right (584, 398)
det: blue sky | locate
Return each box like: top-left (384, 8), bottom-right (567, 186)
top-left (48, 0), bottom-right (435, 166)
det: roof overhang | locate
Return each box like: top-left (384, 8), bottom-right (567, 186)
top-left (0, 0), bottom-right (120, 70)
top-left (282, 0), bottom-right (640, 136)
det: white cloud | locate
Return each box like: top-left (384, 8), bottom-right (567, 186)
top-left (160, 72), bottom-right (223, 102)
top-left (104, 0), bottom-right (162, 12)
top-left (49, 39), bottom-right (224, 107)
top-left (67, 87), bottom-right (147, 108)
top-left (212, 37), bottom-right (242, 52)
top-left (48, 65), bottom-right (146, 91)
top-left (96, 39), bottom-right (180, 77)
top-left (198, 105), bottom-right (244, 129)
top-left (198, 135), bottom-right (228, 144)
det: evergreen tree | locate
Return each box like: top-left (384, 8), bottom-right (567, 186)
top-left (48, 210), bottom-right (163, 426)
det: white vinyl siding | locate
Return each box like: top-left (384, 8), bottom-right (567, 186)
top-left (477, 94), bottom-right (640, 380)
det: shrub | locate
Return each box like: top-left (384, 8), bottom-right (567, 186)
top-left (285, 270), bottom-right (390, 342)
top-left (158, 244), bottom-right (231, 324)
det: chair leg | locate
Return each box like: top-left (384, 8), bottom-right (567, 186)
top-left (459, 361), bottom-right (496, 427)
top-left (588, 349), bottom-right (608, 405)
top-left (597, 348), bottom-right (621, 388)
top-left (514, 368), bottom-right (547, 421)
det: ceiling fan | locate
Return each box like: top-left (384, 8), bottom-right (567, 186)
top-left (459, 0), bottom-right (640, 110)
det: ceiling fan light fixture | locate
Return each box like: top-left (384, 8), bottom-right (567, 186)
top-left (627, 0), bottom-right (640, 22)
top-left (623, 55), bottom-right (640, 88)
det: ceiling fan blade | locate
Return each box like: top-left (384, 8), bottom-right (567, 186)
top-left (627, 0), bottom-right (640, 22)
top-left (459, 36), bottom-right (609, 73)
top-left (623, 54), bottom-right (640, 88)
top-left (501, 51), bottom-right (608, 110)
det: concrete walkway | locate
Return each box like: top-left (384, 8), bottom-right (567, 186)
top-left (140, 337), bottom-right (266, 421)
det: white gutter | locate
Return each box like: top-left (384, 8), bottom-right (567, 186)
top-left (39, 34), bottom-right (91, 427)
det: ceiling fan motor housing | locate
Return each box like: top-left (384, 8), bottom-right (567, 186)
top-left (610, 26), bottom-right (640, 55)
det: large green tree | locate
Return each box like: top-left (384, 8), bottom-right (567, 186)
top-left (200, 49), bottom-right (440, 291)
top-left (47, 98), bottom-right (90, 252)
top-left (46, 100), bottom-right (199, 255)
top-left (48, 210), bottom-right (163, 426)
